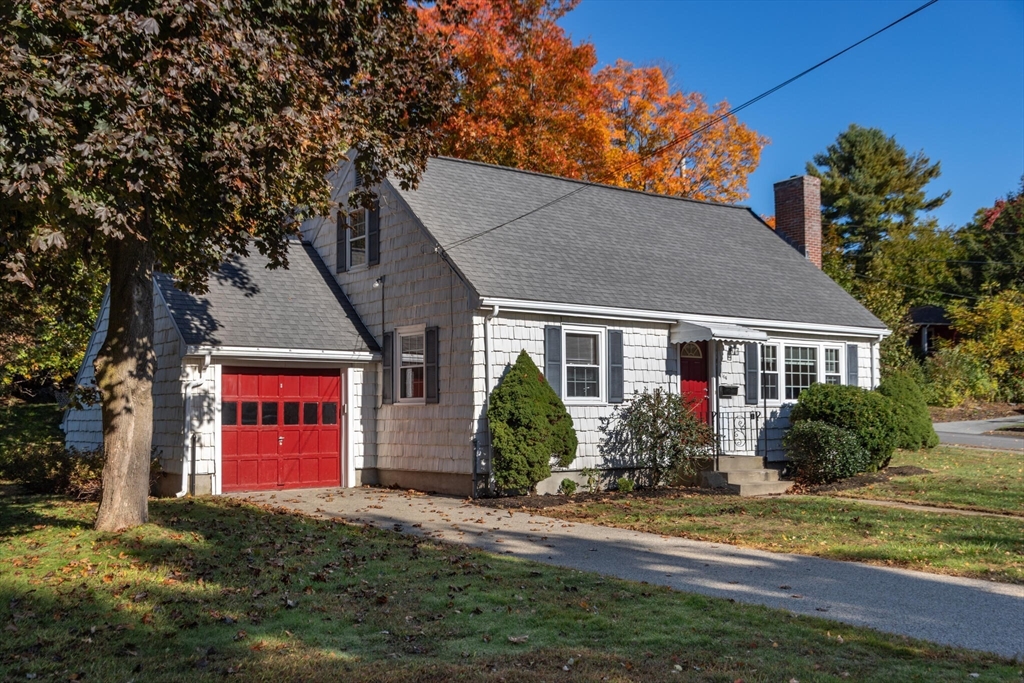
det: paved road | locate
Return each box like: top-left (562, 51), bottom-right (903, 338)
top-left (934, 416), bottom-right (1024, 451)
top-left (234, 487), bottom-right (1024, 659)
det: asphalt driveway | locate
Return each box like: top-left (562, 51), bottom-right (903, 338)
top-left (234, 486), bottom-right (1024, 659)
top-left (934, 416), bottom-right (1024, 450)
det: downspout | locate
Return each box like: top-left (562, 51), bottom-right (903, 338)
top-left (177, 379), bottom-right (206, 497)
top-left (478, 305), bottom-right (500, 497)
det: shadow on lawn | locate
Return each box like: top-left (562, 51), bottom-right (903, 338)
top-left (1, 495), bottom-right (703, 682)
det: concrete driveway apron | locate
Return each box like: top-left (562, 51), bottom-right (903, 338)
top-left (233, 487), bottom-right (1024, 659)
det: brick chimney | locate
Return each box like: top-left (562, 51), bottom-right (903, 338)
top-left (773, 175), bottom-right (822, 268)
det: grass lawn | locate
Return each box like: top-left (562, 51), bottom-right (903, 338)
top-left (1, 491), bottom-right (1018, 682)
top-left (831, 446), bottom-right (1023, 516)
top-left (537, 492), bottom-right (1024, 584)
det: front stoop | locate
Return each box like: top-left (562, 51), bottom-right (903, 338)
top-left (701, 456), bottom-right (794, 497)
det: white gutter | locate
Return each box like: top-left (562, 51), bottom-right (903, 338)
top-left (177, 379), bottom-right (206, 498)
top-left (478, 297), bottom-right (890, 339)
top-left (185, 345), bottom-right (379, 362)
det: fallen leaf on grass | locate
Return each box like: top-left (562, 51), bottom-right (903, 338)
top-left (508, 635), bottom-right (529, 644)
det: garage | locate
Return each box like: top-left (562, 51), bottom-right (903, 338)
top-left (221, 367), bottom-right (342, 492)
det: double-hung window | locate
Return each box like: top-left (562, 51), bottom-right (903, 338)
top-left (824, 347), bottom-right (842, 385)
top-left (397, 328), bottom-right (425, 402)
top-left (565, 332), bottom-right (600, 398)
top-left (784, 346), bottom-right (817, 400)
top-left (348, 209), bottom-right (367, 269)
top-left (761, 345), bottom-right (779, 401)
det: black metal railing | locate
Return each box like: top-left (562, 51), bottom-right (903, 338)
top-left (713, 410), bottom-right (762, 456)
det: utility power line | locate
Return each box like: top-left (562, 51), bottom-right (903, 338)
top-left (440, 0), bottom-right (940, 253)
top-left (851, 273), bottom-right (983, 301)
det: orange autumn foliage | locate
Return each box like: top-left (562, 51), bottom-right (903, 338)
top-left (421, 1), bottom-right (767, 203)
top-left (597, 60), bottom-right (768, 203)
top-left (420, 0), bottom-right (611, 180)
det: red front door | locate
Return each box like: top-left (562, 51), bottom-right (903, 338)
top-left (679, 341), bottom-right (710, 423)
top-left (221, 368), bottom-right (342, 492)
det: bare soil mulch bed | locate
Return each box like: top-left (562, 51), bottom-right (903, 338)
top-left (929, 400), bottom-right (1023, 423)
top-left (476, 467), bottom-right (934, 510)
top-left (796, 465), bottom-right (933, 495)
top-left (475, 484), bottom-right (736, 511)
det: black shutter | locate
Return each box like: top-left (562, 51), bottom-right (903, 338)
top-left (544, 325), bottom-right (562, 398)
top-left (846, 343), bottom-right (859, 386)
top-left (425, 327), bottom-right (439, 404)
top-left (381, 331), bottom-right (393, 404)
top-left (353, 166), bottom-right (363, 189)
top-left (745, 342), bottom-right (759, 405)
top-left (608, 329), bottom-right (624, 404)
top-left (665, 342), bottom-right (679, 375)
top-left (335, 211), bottom-right (347, 274)
top-left (367, 199), bottom-right (380, 266)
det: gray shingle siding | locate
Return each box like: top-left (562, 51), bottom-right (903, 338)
top-left (155, 240), bottom-right (378, 353)
top-left (393, 157), bottom-right (885, 330)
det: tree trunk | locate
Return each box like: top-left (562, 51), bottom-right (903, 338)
top-left (94, 220), bottom-right (157, 532)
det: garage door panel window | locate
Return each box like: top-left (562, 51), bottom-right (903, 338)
top-left (322, 402), bottom-right (338, 425)
top-left (223, 402), bottom-right (238, 426)
top-left (241, 401), bottom-right (258, 425)
top-left (283, 402), bottom-right (300, 425)
top-left (303, 402), bottom-right (319, 425)
top-left (261, 402), bottom-right (278, 425)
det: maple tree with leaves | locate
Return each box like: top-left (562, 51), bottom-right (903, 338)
top-left (422, 0), bottom-right (767, 202)
top-left (0, 0), bottom-right (457, 531)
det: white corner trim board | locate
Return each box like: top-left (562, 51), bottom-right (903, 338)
top-left (185, 345), bottom-right (380, 363)
top-left (478, 297), bottom-right (890, 339)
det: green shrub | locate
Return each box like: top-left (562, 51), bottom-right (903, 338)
top-left (789, 383), bottom-right (899, 471)
top-left (921, 346), bottom-right (998, 407)
top-left (599, 387), bottom-right (714, 486)
top-left (615, 477), bottom-right (634, 493)
top-left (558, 478), bottom-right (577, 496)
top-left (489, 350), bottom-right (578, 494)
top-left (0, 442), bottom-right (105, 500)
top-left (878, 371), bottom-right (940, 449)
top-left (783, 420), bottom-right (870, 484)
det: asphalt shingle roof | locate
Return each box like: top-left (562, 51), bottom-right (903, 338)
top-left (393, 157), bottom-right (885, 330)
top-left (155, 240), bottom-right (378, 354)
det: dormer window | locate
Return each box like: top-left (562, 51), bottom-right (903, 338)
top-left (336, 201), bottom-right (380, 273)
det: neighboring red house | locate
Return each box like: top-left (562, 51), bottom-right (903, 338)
top-left (909, 305), bottom-right (956, 355)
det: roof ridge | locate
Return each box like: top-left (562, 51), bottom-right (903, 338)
top-left (431, 156), bottom-right (753, 211)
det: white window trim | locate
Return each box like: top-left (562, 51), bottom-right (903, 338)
top-left (760, 342), bottom-right (781, 404)
top-left (562, 324), bottom-right (606, 405)
top-left (761, 341), bottom-right (848, 405)
top-left (395, 324), bottom-right (426, 405)
top-left (346, 207), bottom-right (369, 272)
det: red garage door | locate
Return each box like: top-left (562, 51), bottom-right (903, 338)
top-left (221, 368), bottom-right (342, 492)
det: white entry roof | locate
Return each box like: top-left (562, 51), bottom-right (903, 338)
top-left (669, 321), bottom-right (768, 344)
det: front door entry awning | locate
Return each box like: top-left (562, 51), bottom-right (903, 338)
top-left (670, 320), bottom-right (768, 345)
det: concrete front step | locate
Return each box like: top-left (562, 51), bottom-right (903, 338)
top-left (701, 456), bottom-right (794, 497)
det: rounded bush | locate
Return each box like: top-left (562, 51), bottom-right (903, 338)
top-left (783, 420), bottom-right (870, 484)
top-left (878, 371), bottom-right (940, 450)
top-left (615, 477), bottom-right (634, 493)
top-left (489, 350), bottom-right (578, 494)
top-left (789, 383), bottom-right (899, 471)
top-left (558, 478), bottom-right (577, 496)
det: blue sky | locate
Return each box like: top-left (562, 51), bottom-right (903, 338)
top-left (559, 0), bottom-right (1024, 229)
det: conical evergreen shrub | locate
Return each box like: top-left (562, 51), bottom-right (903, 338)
top-left (489, 350), bottom-right (577, 494)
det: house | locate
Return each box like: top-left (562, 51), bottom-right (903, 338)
top-left (908, 304), bottom-right (955, 355)
top-left (63, 158), bottom-right (889, 497)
